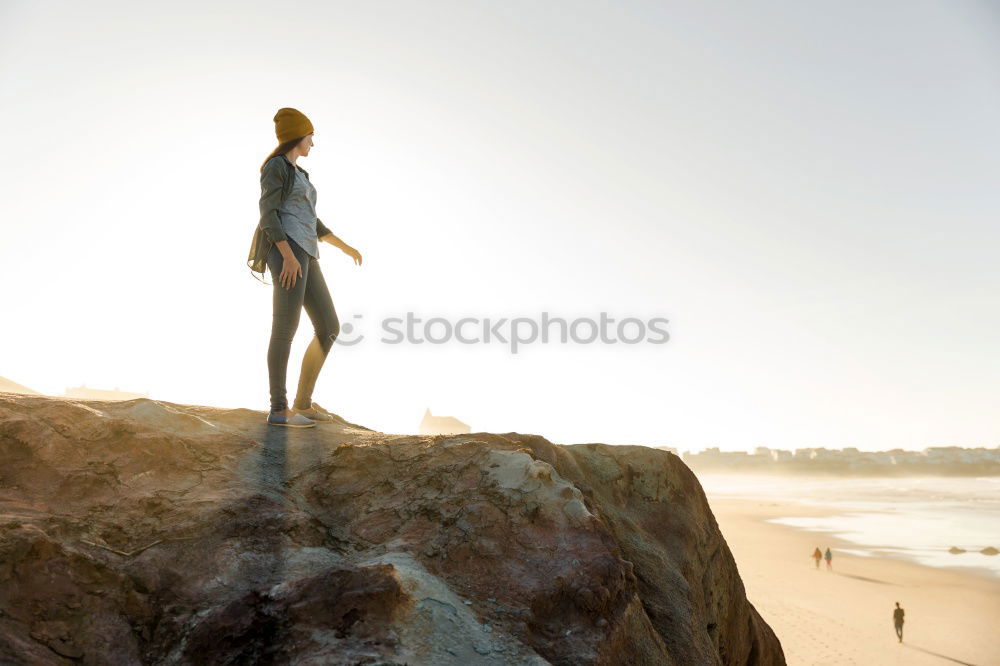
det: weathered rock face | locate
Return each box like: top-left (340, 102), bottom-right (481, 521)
top-left (0, 393), bottom-right (784, 665)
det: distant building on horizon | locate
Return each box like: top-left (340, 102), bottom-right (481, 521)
top-left (419, 408), bottom-right (470, 435)
top-left (63, 384), bottom-right (148, 401)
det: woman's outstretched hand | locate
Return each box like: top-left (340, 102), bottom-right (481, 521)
top-left (343, 245), bottom-right (363, 266)
top-left (318, 232), bottom-right (362, 265)
top-left (280, 254), bottom-right (304, 289)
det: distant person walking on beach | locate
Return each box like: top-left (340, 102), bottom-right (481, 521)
top-left (247, 108), bottom-right (364, 428)
top-left (824, 547), bottom-right (833, 570)
top-left (812, 547), bottom-right (823, 569)
top-left (893, 602), bottom-right (905, 642)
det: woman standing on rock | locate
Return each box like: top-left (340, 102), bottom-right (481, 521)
top-left (247, 107), bottom-right (363, 427)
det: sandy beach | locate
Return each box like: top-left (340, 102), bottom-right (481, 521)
top-left (709, 498), bottom-right (1000, 666)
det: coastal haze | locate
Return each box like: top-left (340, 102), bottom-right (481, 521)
top-left (2, 0), bottom-right (998, 451)
top-left (2, 1), bottom-right (998, 665)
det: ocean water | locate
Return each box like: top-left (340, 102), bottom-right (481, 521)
top-left (696, 474), bottom-right (1000, 578)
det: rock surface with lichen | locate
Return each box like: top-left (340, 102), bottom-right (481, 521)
top-left (0, 393), bottom-right (784, 665)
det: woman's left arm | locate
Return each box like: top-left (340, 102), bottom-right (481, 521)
top-left (317, 218), bottom-right (363, 265)
top-left (316, 217), bottom-right (334, 242)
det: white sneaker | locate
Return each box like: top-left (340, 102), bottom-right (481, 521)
top-left (295, 401), bottom-right (335, 422)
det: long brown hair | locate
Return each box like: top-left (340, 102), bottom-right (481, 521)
top-left (260, 136), bottom-right (307, 173)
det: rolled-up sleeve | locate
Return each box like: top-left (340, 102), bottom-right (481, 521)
top-left (258, 159), bottom-right (288, 244)
top-left (316, 217), bottom-right (332, 240)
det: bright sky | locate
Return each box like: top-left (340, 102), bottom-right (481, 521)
top-left (2, 1), bottom-right (998, 452)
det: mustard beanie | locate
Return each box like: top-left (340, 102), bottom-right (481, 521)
top-left (273, 107), bottom-right (314, 144)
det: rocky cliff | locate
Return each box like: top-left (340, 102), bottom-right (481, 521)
top-left (0, 393), bottom-right (784, 665)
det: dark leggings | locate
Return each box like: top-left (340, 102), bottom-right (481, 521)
top-left (266, 237), bottom-right (340, 412)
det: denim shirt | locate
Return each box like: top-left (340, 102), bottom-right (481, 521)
top-left (280, 168), bottom-right (320, 259)
top-left (247, 153), bottom-right (333, 278)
